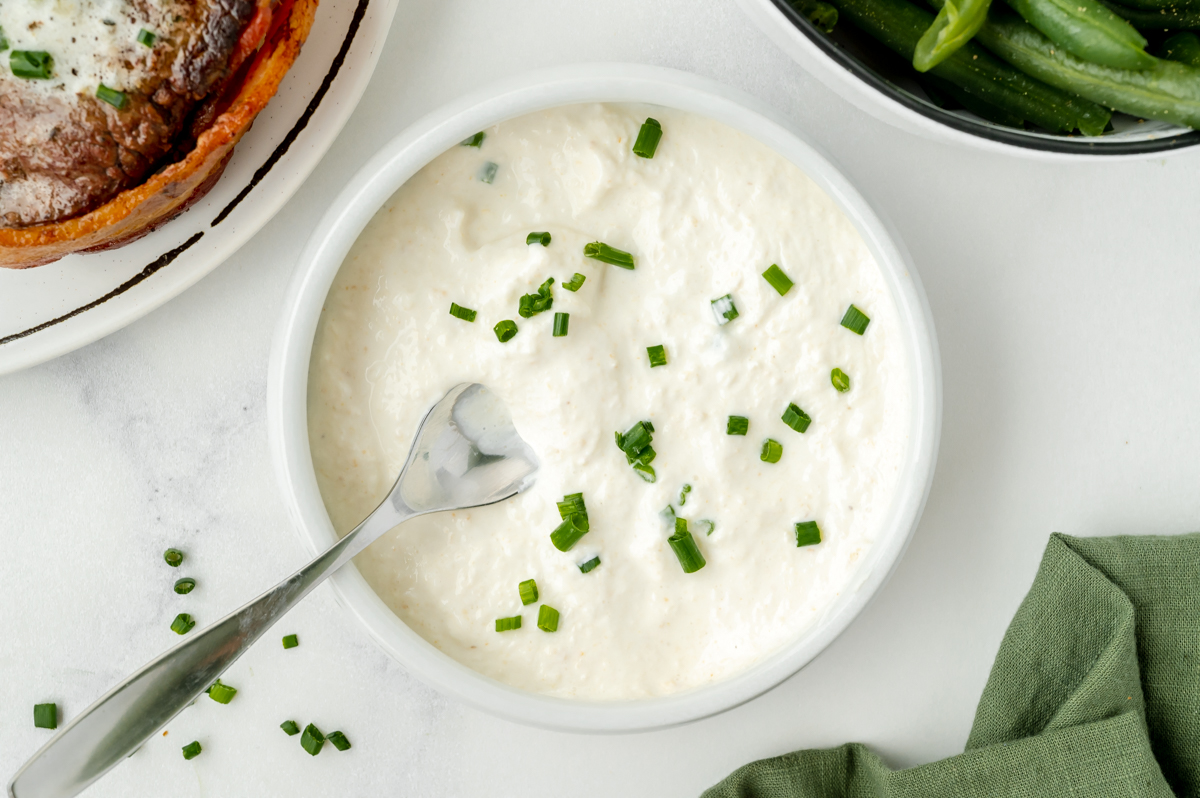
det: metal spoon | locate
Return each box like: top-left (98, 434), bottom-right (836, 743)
top-left (8, 383), bottom-right (538, 798)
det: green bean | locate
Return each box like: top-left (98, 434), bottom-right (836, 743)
top-left (920, 73), bottom-right (1028, 125)
top-left (1005, 0), bottom-right (1155, 69)
top-left (790, 0), bottom-right (840, 32)
top-left (913, 0), bottom-right (993, 71)
top-left (1157, 31), bottom-right (1200, 65)
top-left (1101, 0), bottom-right (1200, 29)
top-left (828, 0), bottom-right (1111, 132)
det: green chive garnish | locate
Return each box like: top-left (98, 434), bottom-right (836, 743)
top-left (526, 231), bottom-right (551, 246)
top-left (327, 731), bottom-right (352, 751)
top-left (562, 273), bottom-right (586, 292)
top-left (519, 579), bottom-right (539, 605)
top-left (762, 264), bottom-right (794, 295)
top-left (33, 703), bottom-right (56, 730)
top-left (170, 613), bottom-right (196, 635)
top-left (300, 724), bottom-right (325, 756)
top-left (173, 577), bottom-right (196, 595)
top-left (679, 484), bottom-right (692, 505)
top-left (537, 604), bottom-right (560, 632)
top-left (632, 463), bottom-right (656, 482)
top-left (281, 720), bottom-right (300, 736)
top-left (579, 556), bottom-right (601, 573)
top-left (550, 514), bottom-right (588, 551)
top-left (206, 679), bottom-right (237, 704)
top-left (795, 520), bottom-right (823, 547)
top-left (282, 634), bottom-right (299, 649)
top-left (647, 345), bottom-right (667, 368)
top-left (164, 548), bottom-right (184, 567)
top-left (632, 117), bottom-right (663, 158)
top-left (495, 615), bottom-right (522, 632)
top-left (727, 416), bottom-right (749, 436)
top-left (182, 741), bottom-right (202, 760)
top-left (694, 519), bottom-right (715, 536)
top-left (552, 312), bottom-right (569, 337)
top-left (711, 294), bottom-right (739, 325)
top-left (449, 302), bottom-right (476, 322)
top-left (831, 368), bottom-right (851, 392)
top-left (583, 241), bottom-right (635, 269)
top-left (761, 439), bottom-right (783, 463)
top-left (479, 161), bottom-right (499, 183)
top-left (840, 304), bottom-right (870, 335)
top-left (0, 27), bottom-right (8, 51)
top-left (615, 420), bottom-right (658, 483)
top-left (461, 131), bottom-right (485, 147)
top-left (668, 518), bottom-right (706, 573)
top-left (557, 492), bottom-right (589, 522)
top-left (11, 50), bottom-right (53, 79)
top-left (96, 84), bottom-right (128, 110)
top-left (661, 504), bottom-right (677, 524)
top-left (518, 277), bottom-right (554, 317)
top-left (494, 319), bottom-right (518, 342)
top-left (137, 28), bottom-right (157, 47)
top-left (781, 403), bottom-right (811, 433)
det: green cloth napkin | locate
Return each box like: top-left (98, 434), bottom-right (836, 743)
top-left (704, 533), bottom-right (1200, 798)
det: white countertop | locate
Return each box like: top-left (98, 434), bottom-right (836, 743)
top-left (3, 0), bottom-right (1200, 795)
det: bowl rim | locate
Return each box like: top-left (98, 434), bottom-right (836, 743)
top-left (267, 62), bottom-right (943, 733)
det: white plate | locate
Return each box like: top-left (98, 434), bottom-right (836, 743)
top-left (0, 0), bottom-right (401, 376)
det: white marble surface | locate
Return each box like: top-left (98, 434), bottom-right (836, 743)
top-left (4, 0), bottom-right (1200, 795)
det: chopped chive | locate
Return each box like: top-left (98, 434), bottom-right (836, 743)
top-left (282, 634), bottom-right (299, 649)
top-left (632, 117), bottom-right (663, 158)
top-left (493, 319), bottom-right (518, 342)
top-left (647, 344), bottom-right (668, 368)
top-left (562, 273), bottom-right (586, 292)
top-left (668, 518), bottom-right (706, 573)
top-left (300, 724), bottom-right (325, 756)
top-left (761, 439), bottom-right (783, 463)
top-left (726, 415), bottom-right (749, 436)
top-left (0, 27), bottom-right (8, 51)
top-left (711, 294), bottom-right (739, 325)
top-left (182, 741), bottom-right (202, 760)
top-left (632, 463), bottom-right (656, 482)
top-left (479, 161), bottom-right (499, 183)
top-left (137, 28), bottom-right (157, 47)
top-left (762, 264), bottom-right (794, 296)
top-left (660, 504), bottom-right (677, 524)
top-left (281, 720), bottom-right (301, 736)
top-left (495, 615), bottom-right (522, 632)
top-left (583, 241), bottom-right (635, 269)
top-left (33, 703), bottom-right (56, 730)
top-left (327, 731), bottom-right (352, 751)
top-left (537, 604), bottom-right (560, 632)
top-left (173, 577), bottom-right (196, 595)
top-left (616, 420), bottom-right (657, 482)
top-left (518, 277), bottom-right (554, 317)
top-left (795, 520), bottom-right (823, 547)
top-left (448, 302), bottom-right (477, 322)
top-left (557, 492), bottom-right (588, 520)
top-left (519, 579), bottom-right (539, 605)
top-left (552, 312), bottom-right (569, 337)
top-left (526, 231), bottom-right (551, 246)
top-left (206, 679), bottom-right (237, 704)
top-left (96, 84), bottom-right (128, 110)
top-left (164, 548), bottom-right (184, 567)
top-left (170, 613), bottom-right (196, 635)
top-left (11, 50), bottom-right (53, 79)
top-left (781, 403), bottom-right (812, 433)
top-left (694, 519), bottom-right (716, 536)
top-left (831, 368), bottom-right (851, 392)
top-left (550, 514), bottom-right (588, 551)
top-left (840, 304), bottom-right (870, 335)
top-left (579, 556), bottom-right (601, 573)
top-left (679, 484), bottom-right (692, 505)
top-left (461, 131), bottom-right (485, 147)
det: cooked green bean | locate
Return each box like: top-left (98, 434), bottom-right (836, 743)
top-left (1005, 0), bottom-right (1155, 69)
top-left (1157, 31), bottom-right (1200, 65)
top-left (1101, 0), bottom-right (1200, 29)
top-left (914, 0), bottom-right (993, 71)
top-left (920, 73), bottom-right (1027, 125)
top-left (790, 0), bottom-right (840, 31)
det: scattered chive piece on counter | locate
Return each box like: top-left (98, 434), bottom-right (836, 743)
top-left (781, 403), bottom-right (812, 433)
top-left (495, 615), bottom-right (522, 632)
top-left (762, 264), bottom-right (794, 296)
top-left (552, 312), bottom-right (570, 337)
top-left (164, 548), bottom-right (184, 567)
top-left (137, 28), bottom-right (157, 47)
top-left (615, 420), bottom-right (657, 483)
top-left (173, 577), bottom-right (196, 595)
top-left (281, 720), bottom-right (301, 736)
top-left (448, 302), bottom-right (477, 322)
top-left (632, 117), bottom-right (663, 158)
top-left (711, 294), bottom-right (739, 325)
top-left (181, 741), bottom-right (202, 760)
top-left (795, 520), bottom-right (823, 547)
top-left (583, 241), bottom-right (635, 269)
top-left (579, 556), bottom-right (601, 574)
top-left (726, 415), bottom-right (749, 436)
top-left (282, 634), bottom-right (299, 649)
top-left (694, 519), bottom-right (716, 536)
top-left (679, 483), bottom-right (692, 505)
top-left (831, 368), bottom-right (851, 393)
top-left (761, 439), bottom-right (783, 464)
top-left (493, 319), bottom-right (518, 342)
top-left (537, 605), bottom-right (560, 633)
top-left (206, 679), bottom-right (237, 704)
top-left (33, 703), bottom-right (57, 730)
top-left (519, 579), bottom-right (539, 605)
top-left (96, 84), bottom-right (128, 110)
top-left (461, 131), bottom-right (485, 147)
top-left (550, 514), bottom-right (588, 552)
top-left (518, 277), bottom-right (554, 318)
top-left (562, 273), bottom-right (586, 292)
top-left (327, 731), bottom-right (352, 751)
top-left (170, 613), bottom-right (196, 635)
top-left (11, 51), bottom-right (53, 79)
top-left (300, 724), bottom-right (325, 756)
top-left (647, 344), bottom-right (668, 367)
top-left (479, 161), bottom-right (499, 183)
top-left (668, 518), bottom-right (706, 574)
top-left (840, 304), bottom-right (870, 335)
top-left (526, 231), bottom-right (551, 246)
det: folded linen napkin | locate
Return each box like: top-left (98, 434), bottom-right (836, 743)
top-left (704, 533), bottom-right (1200, 798)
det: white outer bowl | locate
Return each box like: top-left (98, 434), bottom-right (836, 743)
top-left (267, 63), bottom-right (942, 733)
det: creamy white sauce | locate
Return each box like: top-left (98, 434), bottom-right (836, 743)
top-left (307, 103), bottom-right (911, 700)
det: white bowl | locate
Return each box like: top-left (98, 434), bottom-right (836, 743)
top-left (267, 63), bottom-right (942, 732)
